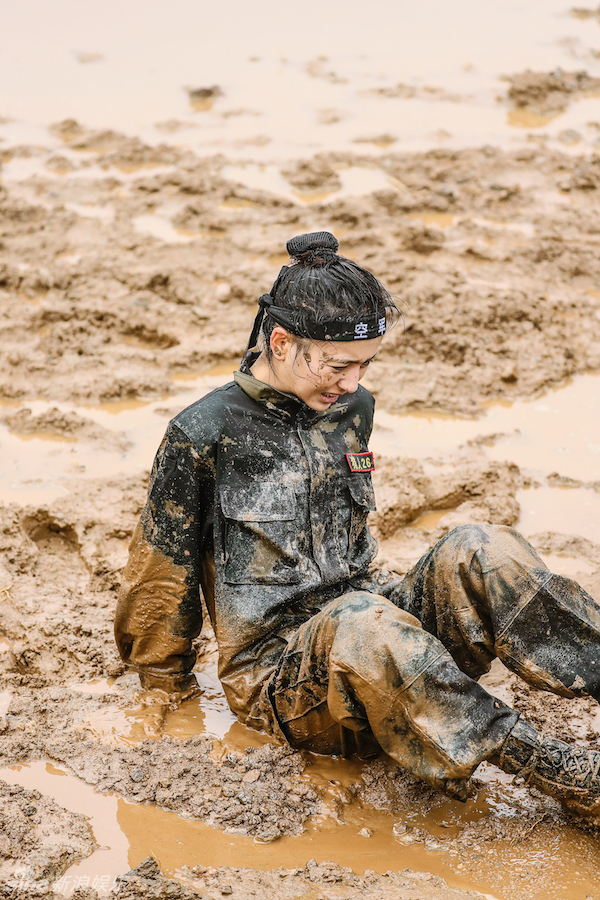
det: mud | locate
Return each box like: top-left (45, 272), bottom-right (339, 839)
top-left (2, 395), bottom-right (600, 900)
top-left (127, 856), bottom-right (494, 900)
top-left (505, 69), bottom-right (600, 117)
top-left (2, 134), bottom-right (600, 416)
top-left (2, 18), bottom-right (600, 899)
top-left (0, 408), bottom-right (131, 452)
top-left (0, 779), bottom-right (95, 891)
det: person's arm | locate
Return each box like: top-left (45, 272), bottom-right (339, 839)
top-left (114, 423), bottom-right (213, 695)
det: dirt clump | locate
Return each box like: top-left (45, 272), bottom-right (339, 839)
top-left (571, 5), bottom-right (600, 19)
top-left (0, 476), bottom-right (146, 684)
top-left (185, 86), bottom-right (223, 112)
top-left (177, 858), bottom-right (483, 900)
top-left (281, 157), bottom-right (342, 193)
top-left (0, 780), bottom-right (95, 894)
top-left (20, 731), bottom-right (318, 842)
top-left (504, 68), bottom-right (600, 116)
top-left (59, 855), bottom-right (487, 900)
top-left (0, 408), bottom-right (131, 451)
top-left (372, 453), bottom-right (521, 540)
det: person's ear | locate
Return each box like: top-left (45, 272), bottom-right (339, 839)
top-left (270, 327), bottom-right (291, 361)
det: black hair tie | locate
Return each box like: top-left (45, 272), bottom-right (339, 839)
top-left (286, 231), bottom-right (339, 258)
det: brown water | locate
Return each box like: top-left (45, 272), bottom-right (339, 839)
top-left (372, 372), bottom-right (600, 545)
top-left (0, 760), bottom-right (497, 898)
top-left (1, 0), bottom-right (600, 160)
top-left (3, 675), bottom-right (600, 900)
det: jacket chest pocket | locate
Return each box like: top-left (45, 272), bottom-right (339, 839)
top-left (219, 483), bottom-right (301, 584)
top-left (347, 476), bottom-right (376, 550)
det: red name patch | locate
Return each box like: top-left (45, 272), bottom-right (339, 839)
top-left (346, 451), bottom-right (375, 473)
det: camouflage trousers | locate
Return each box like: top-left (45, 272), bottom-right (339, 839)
top-left (272, 524), bottom-right (600, 796)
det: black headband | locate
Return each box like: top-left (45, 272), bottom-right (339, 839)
top-left (259, 294), bottom-right (387, 341)
top-left (244, 264), bottom-right (387, 357)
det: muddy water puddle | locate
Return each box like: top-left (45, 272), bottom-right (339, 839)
top-left (3, 656), bottom-right (597, 899)
top-left (517, 484), bottom-right (600, 545)
top-left (0, 369), bottom-right (237, 504)
top-left (73, 660), bottom-right (238, 745)
top-left (372, 372), bottom-right (600, 545)
top-left (2, 0), bottom-right (600, 158)
top-left (3, 739), bottom-right (600, 900)
top-left (132, 214), bottom-right (197, 244)
top-left (0, 760), bottom-right (479, 897)
top-left (373, 372), bottom-right (600, 483)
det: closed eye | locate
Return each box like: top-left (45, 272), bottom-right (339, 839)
top-left (327, 356), bottom-right (377, 371)
top-left (332, 360), bottom-right (372, 372)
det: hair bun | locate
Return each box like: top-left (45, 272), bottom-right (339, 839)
top-left (286, 231), bottom-right (339, 258)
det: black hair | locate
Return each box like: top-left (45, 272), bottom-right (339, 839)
top-left (260, 231), bottom-right (400, 361)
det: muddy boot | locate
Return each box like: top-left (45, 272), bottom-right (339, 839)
top-left (491, 718), bottom-right (600, 820)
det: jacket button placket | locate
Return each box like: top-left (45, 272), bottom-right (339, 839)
top-left (296, 414), bottom-right (347, 584)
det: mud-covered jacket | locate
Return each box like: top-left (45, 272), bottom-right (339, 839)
top-left (115, 369), bottom-right (391, 736)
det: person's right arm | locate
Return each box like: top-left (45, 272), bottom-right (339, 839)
top-left (114, 422), bottom-right (214, 696)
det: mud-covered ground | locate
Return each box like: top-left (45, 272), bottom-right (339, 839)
top-left (2, 123), bottom-right (600, 416)
top-left (2, 72), bottom-right (600, 900)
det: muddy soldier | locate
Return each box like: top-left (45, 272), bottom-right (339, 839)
top-left (116, 232), bottom-right (600, 818)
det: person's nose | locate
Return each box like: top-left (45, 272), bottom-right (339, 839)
top-left (337, 365), bottom-right (361, 393)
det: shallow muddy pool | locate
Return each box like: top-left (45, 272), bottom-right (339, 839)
top-left (2, 4), bottom-right (600, 899)
top-left (1, 0), bottom-right (600, 159)
top-left (2, 758), bottom-right (511, 898)
top-left (371, 371), bottom-right (600, 544)
top-left (3, 660), bottom-right (600, 900)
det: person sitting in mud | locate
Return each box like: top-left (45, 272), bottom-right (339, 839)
top-left (115, 231), bottom-right (600, 820)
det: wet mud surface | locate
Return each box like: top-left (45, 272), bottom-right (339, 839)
top-left (2, 24), bottom-right (600, 899)
top-left (1, 132), bottom-right (600, 417)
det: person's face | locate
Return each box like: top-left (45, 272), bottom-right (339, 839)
top-left (271, 329), bottom-right (383, 411)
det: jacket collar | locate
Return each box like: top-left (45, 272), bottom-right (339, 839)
top-left (234, 367), bottom-right (344, 425)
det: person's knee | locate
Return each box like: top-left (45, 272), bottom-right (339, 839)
top-left (442, 523), bottom-right (494, 550)
top-left (437, 522), bottom-right (531, 565)
top-left (442, 524), bottom-right (542, 574)
top-left (336, 591), bottom-right (422, 632)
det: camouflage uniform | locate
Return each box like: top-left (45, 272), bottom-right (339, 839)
top-left (115, 370), bottom-right (600, 797)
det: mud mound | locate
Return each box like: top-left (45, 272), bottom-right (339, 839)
top-left (178, 859), bottom-right (483, 900)
top-left (0, 781), bottom-right (94, 894)
top-left (54, 738), bottom-right (314, 842)
top-left (280, 156), bottom-right (342, 193)
top-left (2, 137), bottom-right (600, 412)
top-left (504, 68), bottom-right (600, 115)
top-left (571, 5), bottom-right (600, 19)
top-left (0, 476), bottom-right (146, 686)
top-left (372, 454), bottom-right (520, 539)
top-left (113, 856), bottom-right (485, 900)
top-left (0, 408), bottom-right (130, 451)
